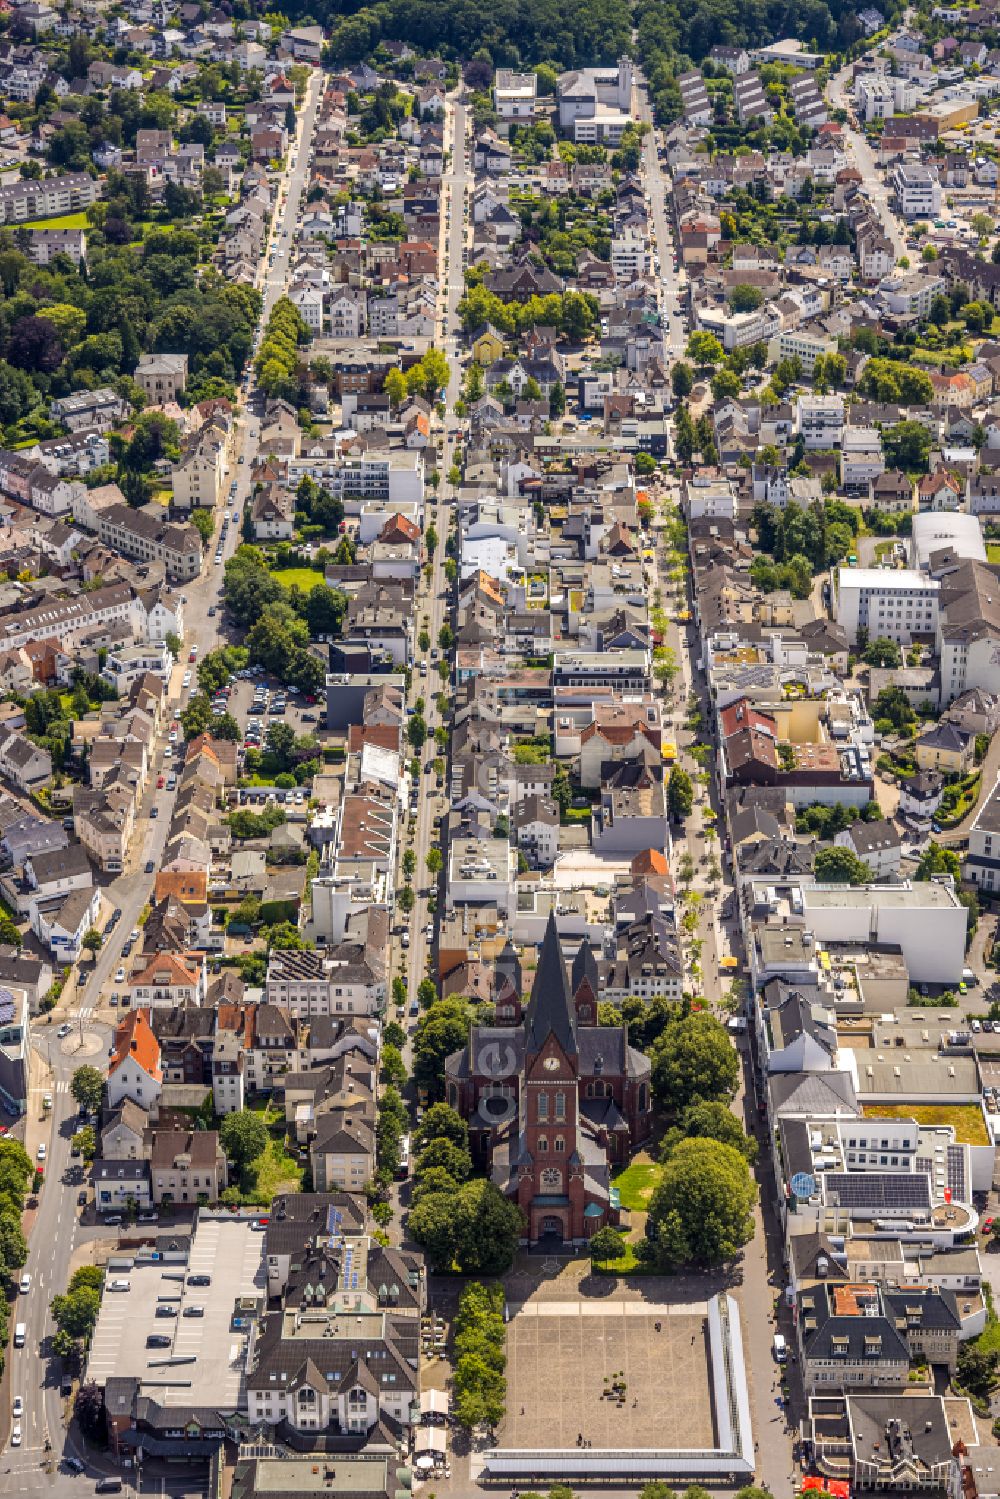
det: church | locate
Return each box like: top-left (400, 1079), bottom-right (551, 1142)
top-left (444, 912), bottom-right (653, 1247)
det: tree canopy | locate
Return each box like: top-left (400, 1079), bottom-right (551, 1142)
top-left (650, 1014), bottom-right (739, 1114)
top-left (644, 1138), bottom-right (756, 1269)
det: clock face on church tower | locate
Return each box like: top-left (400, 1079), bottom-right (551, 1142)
top-left (543, 1056), bottom-right (560, 1072)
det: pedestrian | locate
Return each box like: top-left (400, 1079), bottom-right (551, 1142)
top-left (520, 1406), bottom-right (525, 1416)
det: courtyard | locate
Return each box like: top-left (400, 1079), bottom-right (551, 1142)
top-left (502, 1298), bottom-right (718, 1453)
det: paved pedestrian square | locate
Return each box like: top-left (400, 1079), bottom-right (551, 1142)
top-left (502, 1299), bottom-right (717, 1451)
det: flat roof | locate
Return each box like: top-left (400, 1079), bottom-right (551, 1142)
top-left (87, 1216), bottom-right (265, 1408)
top-left (805, 881), bottom-right (961, 909)
top-left (246, 1457), bottom-right (391, 1493)
top-left (837, 567), bottom-right (936, 590)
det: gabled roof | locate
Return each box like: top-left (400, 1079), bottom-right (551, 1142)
top-left (525, 910), bottom-right (577, 1058)
top-left (109, 1008), bottom-right (162, 1084)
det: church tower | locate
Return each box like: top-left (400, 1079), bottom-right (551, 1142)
top-left (571, 940), bottom-right (599, 1025)
top-left (494, 936), bottom-right (523, 1025)
top-left (518, 912), bottom-right (584, 1240)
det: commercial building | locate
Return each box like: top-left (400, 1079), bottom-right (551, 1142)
top-left (835, 567), bottom-right (940, 647)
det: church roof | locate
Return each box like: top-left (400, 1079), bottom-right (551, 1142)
top-left (495, 935), bottom-right (522, 1000)
top-left (571, 939), bottom-right (599, 997)
top-left (526, 911), bottom-right (578, 1058)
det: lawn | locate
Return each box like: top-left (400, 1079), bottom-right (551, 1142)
top-left (593, 1243), bottom-right (651, 1274)
top-left (612, 1158), bottom-right (662, 1211)
top-left (988, 544), bottom-right (1000, 565)
top-left (19, 211), bottom-right (89, 230)
top-left (272, 567), bottom-right (325, 593)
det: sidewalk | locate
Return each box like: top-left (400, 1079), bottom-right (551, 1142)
top-left (22, 1039), bottom-right (53, 1179)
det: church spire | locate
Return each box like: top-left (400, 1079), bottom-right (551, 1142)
top-left (525, 911), bottom-right (577, 1058)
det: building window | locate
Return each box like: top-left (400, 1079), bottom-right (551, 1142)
top-left (537, 1092), bottom-right (549, 1121)
top-left (555, 1136), bottom-right (565, 1153)
top-left (555, 1092), bottom-right (566, 1121)
top-left (537, 1135), bottom-right (548, 1152)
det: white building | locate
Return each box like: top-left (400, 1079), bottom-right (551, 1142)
top-left (892, 162), bottom-right (942, 219)
top-left (800, 880), bottom-right (967, 985)
top-left (494, 70), bottom-right (537, 124)
top-left (611, 227), bottom-right (649, 280)
top-left (773, 326), bottom-right (837, 374)
top-left (556, 57), bottom-right (634, 143)
top-left (835, 566), bottom-right (940, 646)
top-left (698, 302), bottom-right (782, 352)
top-left (856, 73), bottom-right (895, 122)
top-left (798, 393), bottom-right (845, 449)
top-left (685, 475), bottom-right (737, 520)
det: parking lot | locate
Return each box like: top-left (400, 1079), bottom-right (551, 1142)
top-left (221, 673), bottom-right (324, 755)
top-left (87, 1217), bottom-right (266, 1406)
top-left (502, 1299), bottom-right (717, 1453)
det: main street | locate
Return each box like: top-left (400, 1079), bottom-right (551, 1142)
top-left (635, 70), bottom-right (686, 357)
top-left (389, 89), bottom-right (470, 1035)
top-left (827, 59), bottom-right (907, 262)
top-left (632, 95), bottom-right (796, 1487)
top-left (0, 70), bottom-right (326, 1499)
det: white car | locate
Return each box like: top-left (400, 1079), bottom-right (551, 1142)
top-left (18, 1273), bottom-right (29, 1294)
top-left (11, 1424), bottom-right (21, 1446)
top-left (115, 968), bottom-right (125, 983)
top-left (12, 1397), bottom-right (22, 1418)
top-left (35, 1144), bottom-right (45, 1162)
top-left (182, 672), bottom-right (192, 689)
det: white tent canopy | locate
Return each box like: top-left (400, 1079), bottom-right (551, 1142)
top-left (420, 1391), bottom-right (449, 1417)
top-left (415, 1429), bottom-right (447, 1455)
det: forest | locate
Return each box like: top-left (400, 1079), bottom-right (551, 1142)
top-left (0, 223), bottom-right (260, 458)
top-left (308, 0), bottom-right (892, 75)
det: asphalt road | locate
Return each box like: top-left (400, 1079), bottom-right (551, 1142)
top-left (0, 73), bottom-right (326, 1499)
top-left (635, 71), bottom-right (687, 359)
top-left (827, 59), bottom-right (907, 262)
top-left (396, 90), bottom-right (469, 1014)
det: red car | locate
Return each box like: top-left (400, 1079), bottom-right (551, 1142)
top-left (188, 650), bottom-right (197, 663)
top-left (984, 1217), bottom-right (994, 1233)
top-left (157, 775), bottom-right (165, 789)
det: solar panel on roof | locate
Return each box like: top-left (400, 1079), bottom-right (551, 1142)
top-left (946, 1145), bottom-right (967, 1202)
top-left (824, 1172), bottom-right (931, 1211)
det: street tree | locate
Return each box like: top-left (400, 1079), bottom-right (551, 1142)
top-left (70, 1065), bottom-right (104, 1116)
top-left (667, 765), bottom-right (693, 822)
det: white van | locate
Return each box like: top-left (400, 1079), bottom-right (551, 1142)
top-left (14, 1323), bottom-right (25, 1347)
top-left (772, 1333), bottom-right (788, 1363)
